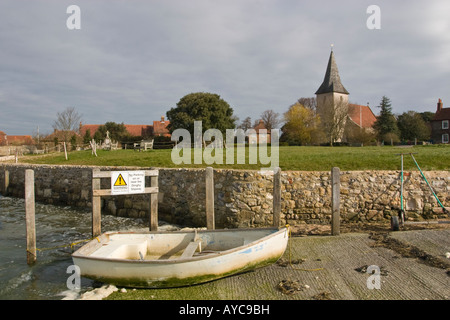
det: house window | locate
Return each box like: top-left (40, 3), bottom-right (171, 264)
top-left (443, 120), bottom-right (449, 129)
top-left (443, 134), bottom-right (449, 144)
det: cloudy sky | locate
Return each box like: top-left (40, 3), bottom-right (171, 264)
top-left (1, 0), bottom-right (449, 135)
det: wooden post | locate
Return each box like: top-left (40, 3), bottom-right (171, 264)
top-left (63, 142), bottom-right (68, 160)
top-left (25, 169), bottom-right (36, 265)
top-left (92, 169), bottom-right (101, 237)
top-left (331, 167), bottom-right (340, 236)
top-left (273, 167), bottom-right (281, 227)
top-left (150, 175), bottom-right (158, 231)
top-left (206, 167), bottom-right (215, 230)
top-left (3, 169), bottom-right (9, 196)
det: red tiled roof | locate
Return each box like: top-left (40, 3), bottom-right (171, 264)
top-left (348, 104), bottom-right (377, 129)
top-left (80, 124), bottom-right (152, 137)
top-left (153, 119), bottom-right (170, 136)
top-left (79, 124), bottom-right (101, 137)
top-left (124, 125), bottom-right (153, 137)
top-left (6, 135), bottom-right (34, 145)
top-left (79, 123), bottom-right (172, 138)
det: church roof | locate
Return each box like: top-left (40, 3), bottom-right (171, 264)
top-left (348, 104), bottom-right (377, 129)
top-left (315, 50), bottom-right (349, 95)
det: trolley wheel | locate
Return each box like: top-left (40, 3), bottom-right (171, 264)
top-left (391, 216), bottom-right (400, 231)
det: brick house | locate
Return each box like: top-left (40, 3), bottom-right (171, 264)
top-left (252, 119), bottom-right (271, 144)
top-left (431, 99), bottom-right (450, 144)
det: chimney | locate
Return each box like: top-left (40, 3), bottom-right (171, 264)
top-left (161, 116), bottom-right (165, 123)
top-left (437, 99), bottom-right (443, 112)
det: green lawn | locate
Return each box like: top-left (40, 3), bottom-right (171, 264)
top-left (21, 145), bottom-right (450, 171)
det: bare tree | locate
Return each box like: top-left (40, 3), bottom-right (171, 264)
top-left (53, 107), bottom-right (83, 143)
top-left (238, 116), bottom-right (253, 131)
top-left (297, 97), bottom-right (317, 111)
top-left (318, 99), bottom-right (348, 146)
top-left (260, 109), bottom-right (281, 131)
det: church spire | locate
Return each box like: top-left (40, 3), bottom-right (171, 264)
top-left (315, 49), bottom-right (349, 95)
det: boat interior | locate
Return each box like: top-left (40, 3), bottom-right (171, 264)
top-left (74, 228), bottom-right (280, 261)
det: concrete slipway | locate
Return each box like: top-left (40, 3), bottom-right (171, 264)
top-left (106, 228), bottom-right (450, 301)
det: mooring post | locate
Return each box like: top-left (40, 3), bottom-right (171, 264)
top-left (25, 169), bottom-right (36, 265)
top-left (273, 167), bottom-right (281, 227)
top-left (150, 174), bottom-right (158, 231)
top-left (92, 169), bottom-right (101, 237)
top-left (3, 169), bottom-right (9, 196)
top-left (331, 167), bottom-right (340, 236)
top-left (206, 167), bottom-right (215, 230)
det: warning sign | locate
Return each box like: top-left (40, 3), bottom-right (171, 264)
top-left (114, 174), bottom-right (127, 186)
top-left (111, 171), bottom-right (145, 195)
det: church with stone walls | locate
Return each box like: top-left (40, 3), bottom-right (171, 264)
top-left (315, 49), bottom-right (376, 144)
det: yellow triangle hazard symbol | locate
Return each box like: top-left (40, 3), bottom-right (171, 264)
top-left (114, 174), bottom-right (127, 186)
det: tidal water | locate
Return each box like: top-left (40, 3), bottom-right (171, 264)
top-left (0, 195), bottom-right (149, 300)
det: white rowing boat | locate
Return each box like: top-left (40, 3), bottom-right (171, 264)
top-left (72, 227), bottom-right (288, 288)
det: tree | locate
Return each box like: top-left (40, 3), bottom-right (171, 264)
top-left (70, 134), bottom-right (77, 150)
top-left (260, 109), bottom-right (281, 131)
top-left (419, 111), bottom-right (435, 123)
top-left (318, 98), bottom-right (349, 146)
top-left (53, 107), bottom-right (82, 143)
top-left (238, 116), bottom-right (253, 131)
top-left (83, 129), bottom-right (92, 144)
top-left (281, 103), bottom-right (321, 145)
top-left (297, 97), bottom-right (317, 111)
top-left (397, 111), bottom-right (431, 142)
top-left (373, 96), bottom-right (399, 142)
top-left (96, 122), bottom-right (128, 142)
top-left (166, 92), bottom-right (236, 136)
top-left (344, 122), bottom-right (376, 145)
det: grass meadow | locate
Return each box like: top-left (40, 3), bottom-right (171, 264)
top-left (21, 145), bottom-right (450, 171)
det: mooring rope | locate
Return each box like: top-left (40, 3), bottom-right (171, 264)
top-left (410, 154), bottom-right (447, 214)
top-left (29, 236), bottom-right (100, 256)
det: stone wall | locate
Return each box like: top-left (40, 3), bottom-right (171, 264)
top-left (1, 163), bottom-right (449, 228)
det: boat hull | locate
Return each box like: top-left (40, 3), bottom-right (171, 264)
top-left (72, 227), bottom-right (288, 288)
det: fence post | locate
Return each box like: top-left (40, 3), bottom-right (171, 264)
top-left (273, 167), bottom-right (281, 227)
top-left (92, 169), bottom-right (101, 237)
top-left (25, 169), bottom-right (36, 265)
top-left (331, 167), bottom-right (340, 236)
top-left (206, 167), bottom-right (215, 230)
top-left (150, 175), bottom-right (158, 231)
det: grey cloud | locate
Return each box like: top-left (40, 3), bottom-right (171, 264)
top-left (0, 0), bottom-right (449, 135)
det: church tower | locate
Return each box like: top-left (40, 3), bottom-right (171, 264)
top-left (315, 48), bottom-right (349, 142)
